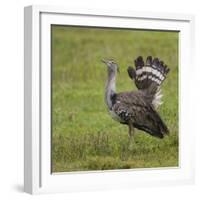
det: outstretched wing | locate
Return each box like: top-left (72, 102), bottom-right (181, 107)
top-left (113, 91), bottom-right (169, 138)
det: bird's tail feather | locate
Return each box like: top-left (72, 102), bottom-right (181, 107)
top-left (127, 56), bottom-right (170, 108)
top-left (152, 88), bottom-right (163, 109)
top-left (128, 56), bottom-right (170, 91)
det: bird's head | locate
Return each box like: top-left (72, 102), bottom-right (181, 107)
top-left (101, 59), bottom-right (119, 74)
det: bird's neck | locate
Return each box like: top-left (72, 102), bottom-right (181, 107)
top-left (105, 70), bottom-right (117, 110)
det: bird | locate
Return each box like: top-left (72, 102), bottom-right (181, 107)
top-left (102, 56), bottom-right (170, 140)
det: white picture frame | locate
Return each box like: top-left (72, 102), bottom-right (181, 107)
top-left (24, 5), bottom-right (195, 194)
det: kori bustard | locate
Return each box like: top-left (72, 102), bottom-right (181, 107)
top-left (102, 56), bottom-right (170, 139)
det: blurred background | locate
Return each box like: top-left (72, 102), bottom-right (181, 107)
top-left (51, 25), bottom-right (178, 172)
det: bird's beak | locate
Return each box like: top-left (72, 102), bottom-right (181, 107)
top-left (101, 59), bottom-right (107, 64)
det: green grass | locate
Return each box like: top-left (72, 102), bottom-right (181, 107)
top-left (51, 26), bottom-right (179, 172)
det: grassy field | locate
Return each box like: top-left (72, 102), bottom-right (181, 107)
top-left (51, 26), bottom-right (179, 172)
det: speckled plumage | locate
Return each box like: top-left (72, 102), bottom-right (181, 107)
top-left (102, 56), bottom-right (170, 139)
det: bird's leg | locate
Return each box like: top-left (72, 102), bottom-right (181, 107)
top-left (128, 122), bottom-right (135, 150)
top-left (128, 122), bottom-right (135, 139)
top-left (131, 127), bottom-right (135, 139)
top-left (129, 123), bottom-right (135, 149)
top-left (128, 124), bottom-right (132, 138)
